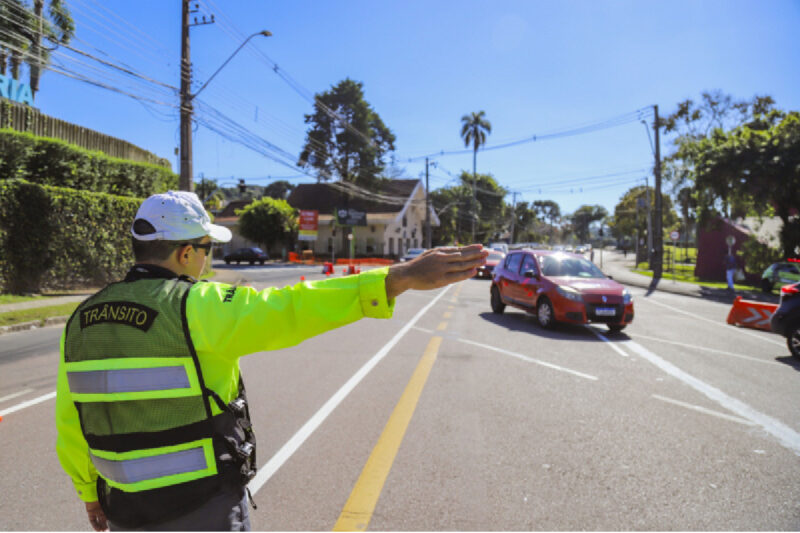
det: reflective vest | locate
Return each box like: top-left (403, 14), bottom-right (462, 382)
top-left (63, 267), bottom-right (256, 527)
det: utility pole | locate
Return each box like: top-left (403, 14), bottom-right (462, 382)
top-left (652, 104), bottom-right (663, 277)
top-left (179, 0), bottom-right (193, 191)
top-left (179, 1), bottom-right (217, 191)
top-left (645, 176), bottom-right (653, 268)
top-left (425, 158), bottom-right (431, 249)
top-left (509, 191), bottom-right (518, 244)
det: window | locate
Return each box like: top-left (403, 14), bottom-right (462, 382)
top-left (506, 253), bottom-right (523, 273)
top-left (388, 237), bottom-right (394, 255)
top-left (402, 215), bottom-right (407, 227)
top-left (520, 254), bottom-right (537, 275)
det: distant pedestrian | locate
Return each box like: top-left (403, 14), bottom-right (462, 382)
top-left (724, 251), bottom-right (737, 290)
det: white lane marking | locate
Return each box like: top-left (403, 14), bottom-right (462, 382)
top-left (590, 329), bottom-right (800, 455)
top-left (0, 391), bottom-right (56, 417)
top-left (412, 327), bottom-right (597, 381)
top-left (651, 394), bottom-right (756, 426)
top-left (0, 388), bottom-right (33, 404)
top-left (457, 337), bottom-right (598, 381)
top-left (634, 295), bottom-right (784, 347)
top-left (584, 328), bottom-right (629, 357)
top-left (632, 333), bottom-right (780, 366)
top-left (248, 284), bottom-right (454, 495)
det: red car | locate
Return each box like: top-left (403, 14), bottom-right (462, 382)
top-left (490, 249), bottom-right (634, 333)
top-left (475, 251), bottom-right (506, 279)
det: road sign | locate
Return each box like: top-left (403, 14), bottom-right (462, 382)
top-left (670, 230), bottom-right (679, 241)
top-left (726, 235), bottom-right (736, 246)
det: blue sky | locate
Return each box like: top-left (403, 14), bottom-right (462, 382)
top-left (24, 0), bottom-right (800, 216)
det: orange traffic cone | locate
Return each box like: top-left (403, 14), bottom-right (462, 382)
top-left (300, 276), bottom-right (305, 281)
top-left (726, 296), bottom-right (778, 331)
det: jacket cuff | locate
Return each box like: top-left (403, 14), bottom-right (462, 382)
top-left (359, 267), bottom-right (395, 318)
top-left (74, 479), bottom-right (98, 502)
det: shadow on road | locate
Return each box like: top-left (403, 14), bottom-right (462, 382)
top-left (775, 355), bottom-right (800, 372)
top-left (479, 311), bottom-right (630, 342)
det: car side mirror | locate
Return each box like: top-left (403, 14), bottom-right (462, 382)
top-left (523, 270), bottom-right (539, 279)
top-left (606, 274), bottom-right (614, 280)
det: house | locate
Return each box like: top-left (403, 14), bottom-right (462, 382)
top-left (695, 216), bottom-right (784, 281)
top-left (286, 179), bottom-right (439, 258)
top-left (213, 200), bottom-right (259, 256)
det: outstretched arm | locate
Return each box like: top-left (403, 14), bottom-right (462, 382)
top-left (385, 244), bottom-right (488, 300)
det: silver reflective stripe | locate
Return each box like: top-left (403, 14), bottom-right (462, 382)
top-left (91, 447), bottom-right (207, 484)
top-left (67, 366), bottom-right (190, 394)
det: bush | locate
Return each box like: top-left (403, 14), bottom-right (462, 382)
top-left (739, 234), bottom-right (782, 276)
top-left (0, 129), bottom-right (177, 197)
top-left (0, 179), bottom-right (140, 293)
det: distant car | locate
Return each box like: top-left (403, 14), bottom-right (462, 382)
top-left (224, 247), bottom-right (269, 265)
top-left (761, 260), bottom-right (800, 293)
top-left (400, 248), bottom-right (426, 262)
top-left (770, 281), bottom-right (800, 359)
top-left (475, 251), bottom-right (505, 279)
top-left (490, 249), bottom-right (634, 333)
top-left (489, 242), bottom-right (509, 254)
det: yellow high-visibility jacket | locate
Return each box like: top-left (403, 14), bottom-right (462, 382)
top-left (56, 266), bottom-right (394, 502)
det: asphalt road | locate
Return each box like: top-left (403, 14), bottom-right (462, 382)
top-left (1, 262), bottom-right (798, 530)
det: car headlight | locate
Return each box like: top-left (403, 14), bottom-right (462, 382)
top-left (623, 290), bottom-right (632, 305)
top-left (556, 286), bottom-right (583, 302)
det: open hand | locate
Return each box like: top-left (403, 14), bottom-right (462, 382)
top-left (386, 244), bottom-right (488, 299)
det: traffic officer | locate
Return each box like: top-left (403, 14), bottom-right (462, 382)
top-left (56, 190), bottom-right (487, 531)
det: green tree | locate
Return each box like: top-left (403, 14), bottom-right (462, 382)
top-left (460, 110), bottom-right (492, 241)
top-left (236, 197), bottom-right (298, 253)
top-left (262, 180), bottom-right (295, 200)
top-left (28, 0), bottom-right (74, 96)
top-left (609, 185), bottom-right (678, 248)
top-left (688, 110), bottom-right (800, 257)
top-left (430, 185), bottom-right (471, 245)
top-left (298, 78), bottom-right (395, 188)
top-left (458, 170), bottom-right (506, 242)
top-left (570, 205), bottom-right (608, 243)
top-left (532, 200), bottom-right (561, 242)
top-left (0, 0), bottom-right (32, 77)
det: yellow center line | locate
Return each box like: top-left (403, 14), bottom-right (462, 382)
top-left (333, 336), bottom-right (443, 532)
top-left (436, 321), bottom-right (448, 331)
top-left (443, 311), bottom-right (452, 319)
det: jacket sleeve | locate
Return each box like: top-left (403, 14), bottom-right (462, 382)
top-left (186, 266), bottom-right (395, 360)
top-left (55, 329), bottom-right (99, 502)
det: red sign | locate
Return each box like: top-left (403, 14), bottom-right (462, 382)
top-left (298, 210), bottom-right (318, 241)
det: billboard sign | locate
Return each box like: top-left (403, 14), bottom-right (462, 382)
top-left (298, 210), bottom-right (318, 241)
top-left (0, 75), bottom-right (34, 106)
top-left (335, 207), bottom-right (367, 226)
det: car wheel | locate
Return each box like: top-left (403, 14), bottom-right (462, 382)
top-left (225, 259), bottom-right (230, 265)
top-left (260, 260), bottom-right (265, 265)
top-left (607, 324), bottom-right (626, 334)
top-left (490, 285), bottom-right (506, 314)
top-left (788, 321), bottom-right (800, 359)
top-left (249, 260), bottom-right (255, 265)
top-left (537, 298), bottom-right (556, 329)
top-left (761, 278), bottom-right (773, 293)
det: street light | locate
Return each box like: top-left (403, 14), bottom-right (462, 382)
top-left (180, 30), bottom-right (272, 191)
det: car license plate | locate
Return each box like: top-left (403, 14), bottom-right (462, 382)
top-left (595, 307), bottom-right (616, 316)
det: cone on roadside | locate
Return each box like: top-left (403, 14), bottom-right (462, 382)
top-left (300, 276), bottom-right (305, 281)
top-left (726, 296), bottom-right (778, 331)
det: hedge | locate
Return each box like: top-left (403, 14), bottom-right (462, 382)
top-left (0, 179), bottom-right (141, 294)
top-left (0, 128), bottom-right (177, 197)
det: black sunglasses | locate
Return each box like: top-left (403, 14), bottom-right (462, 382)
top-left (181, 242), bottom-right (213, 255)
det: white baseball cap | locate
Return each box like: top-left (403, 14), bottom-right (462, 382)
top-left (131, 191), bottom-right (232, 243)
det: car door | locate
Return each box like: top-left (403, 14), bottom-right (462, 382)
top-left (498, 252), bottom-right (524, 305)
top-left (517, 253), bottom-right (540, 307)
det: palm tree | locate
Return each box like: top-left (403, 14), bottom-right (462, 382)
top-left (0, 0), bottom-right (33, 77)
top-left (460, 111), bottom-right (491, 241)
top-left (28, 0), bottom-right (74, 96)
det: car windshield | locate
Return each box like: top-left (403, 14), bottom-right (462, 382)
top-left (488, 252), bottom-right (504, 261)
top-left (252, 248), bottom-right (264, 253)
top-left (537, 254), bottom-right (606, 278)
top-left (406, 248), bottom-right (424, 256)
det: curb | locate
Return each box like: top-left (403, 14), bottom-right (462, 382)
top-left (0, 315), bottom-right (68, 335)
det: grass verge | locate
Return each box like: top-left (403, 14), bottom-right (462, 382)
top-left (0, 302), bottom-right (80, 327)
top-left (631, 269), bottom-right (759, 292)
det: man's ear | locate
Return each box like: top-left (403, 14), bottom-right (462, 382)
top-left (175, 244), bottom-right (193, 265)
